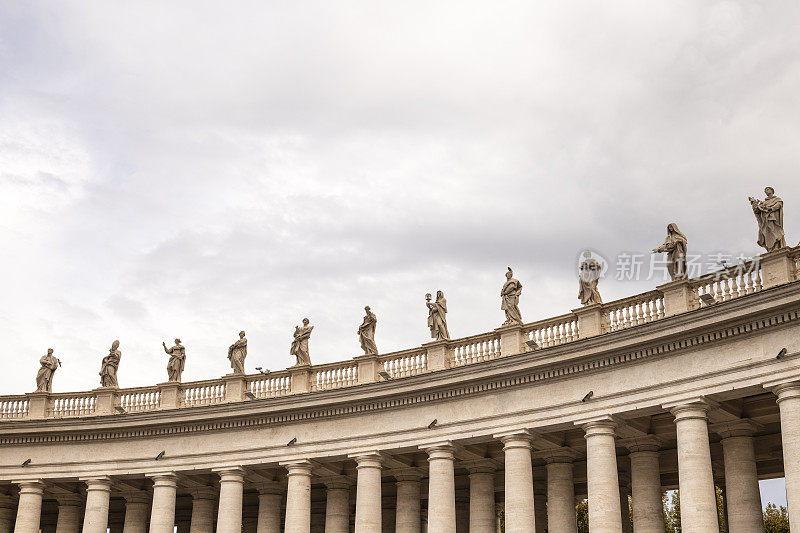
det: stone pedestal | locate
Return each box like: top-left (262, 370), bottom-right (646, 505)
top-left (354, 355), bottom-right (380, 384)
top-left (351, 452), bottom-right (383, 532)
top-left (657, 279), bottom-right (693, 316)
top-left (158, 382), bottom-right (183, 409)
top-left (93, 387), bottom-right (119, 415)
top-left (421, 443), bottom-right (456, 533)
top-left (289, 365), bottom-right (312, 394)
top-left (423, 340), bottom-right (451, 372)
top-left (495, 324), bottom-right (525, 357)
top-left (222, 374), bottom-right (248, 403)
top-left (759, 248), bottom-right (796, 289)
top-left (82, 477), bottom-right (113, 533)
top-left (496, 431), bottom-right (535, 533)
top-left (14, 481), bottom-right (45, 533)
top-left (25, 392), bottom-right (50, 419)
top-left (573, 304), bottom-right (604, 339)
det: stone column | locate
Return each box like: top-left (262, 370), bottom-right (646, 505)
top-left (670, 402), bottom-right (719, 533)
top-left (715, 421), bottom-right (764, 533)
top-left (580, 418), bottom-right (623, 533)
top-left (394, 473), bottom-right (421, 533)
top-left (626, 440), bottom-right (665, 533)
top-left (497, 432), bottom-right (536, 533)
top-left (773, 382), bottom-right (800, 531)
top-left (0, 493), bottom-right (16, 533)
top-left (82, 478), bottom-right (113, 533)
top-left (55, 495), bottom-right (83, 533)
top-left (467, 466), bottom-right (495, 533)
top-left (421, 443), bottom-right (456, 533)
top-left (545, 458), bottom-right (577, 533)
top-left (188, 488), bottom-right (216, 533)
top-left (122, 491), bottom-right (150, 533)
top-left (282, 460), bottom-right (313, 533)
top-left (351, 452), bottom-right (383, 532)
top-left (215, 468), bottom-right (245, 533)
top-left (149, 474), bottom-right (178, 533)
top-left (257, 483), bottom-right (284, 533)
top-left (13, 481), bottom-right (45, 533)
top-left (176, 522), bottom-right (191, 533)
top-left (321, 479), bottom-right (350, 533)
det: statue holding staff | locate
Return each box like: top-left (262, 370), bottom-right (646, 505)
top-left (100, 340), bottom-right (122, 388)
top-left (35, 348), bottom-right (60, 392)
top-left (358, 306), bottom-right (379, 355)
top-left (228, 331), bottom-right (247, 374)
top-left (500, 267), bottom-right (523, 325)
top-left (749, 187), bottom-right (786, 252)
top-left (291, 318), bottom-right (314, 366)
top-left (162, 338), bottom-right (186, 382)
top-left (426, 290), bottom-right (450, 341)
top-left (652, 223), bottom-right (688, 281)
top-left (578, 251), bottom-right (603, 306)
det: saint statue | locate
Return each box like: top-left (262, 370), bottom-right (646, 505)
top-left (228, 331), bottom-right (247, 374)
top-left (749, 187), bottom-right (786, 252)
top-left (426, 290), bottom-right (450, 341)
top-left (358, 306), bottom-right (379, 355)
top-left (500, 267), bottom-right (523, 325)
top-left (290, 318), bottom-right (314, 366)
top-left (35, 348), bottom-right (60, 393)
top-left (652, 223), bottom-right (688, 281)
top-left (162, 338), bottom-right (186, 382)
top-left (578, 251), bottom-right (603, 306)
top-left (100, 340), bottom-right (122, 388)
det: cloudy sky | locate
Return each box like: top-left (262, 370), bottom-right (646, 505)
top-left (1, 0), bottom-right (799, 504)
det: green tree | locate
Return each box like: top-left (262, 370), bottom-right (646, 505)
top-left (576, 499), bottom-right (588, 533)
top-left (763, 503), bottom-right (790, 533)
top-left (716, 486), bottom-right (728, 533)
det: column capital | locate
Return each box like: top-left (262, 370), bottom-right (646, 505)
top-left (767, 380), bottom-right (800, 402)
top-left (664, 398), bottom-right (712, 420)
top-left (419, 441), bottom-right (456, 460)
top-left (393, 468), bottom-right (425, 482)
top-left (121, 489), bottom-right (151, 504)
top-left (348, 451), bottom-right (384, 469)
top-left (80, 476), bottom-right (114, 491)
top-left (280, 459), bottom-right (313, 477)
top-left (576, 415), bottom-right (618, 435)
top-left (189, 486), bottom-right (217, 500)
top-left (14, 480), bottom-right (45, 494)
top-left (710, 419), bottom-right (762, 439)
top-left (493, 429), bottom-right (533, 449)
top-left (320, 476), bottom-right (352, 490)
top-left (618, 435), bottom-right (663, 453)
top-left (212, 466), bottom-right (246, 483)
top-left (535, 447), bottom-right (582, 463)
top-left (462, 458), bottom-right (498, 474)
top-left (148, 472), bottom-right (178, 487)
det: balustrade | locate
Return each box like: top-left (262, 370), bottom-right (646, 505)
top-left (604, 291), bottom-right (665, 332)
top-left (184, 381), bottom-right (226, 406)
top-left (119, 388), bottom-right (161, 412)
top-left (50, 393), bottom-right (96, 417)
top-left (310, 362), bottom-right (358, 392)
top-left (451, 333), bottom-right (501, 366)
top-left (249, 372), bottom-right (291, 398)
top-left (379, 348), bottom-right (427, 378)
top-left (0, 397), bottom-right (29, 419)
top-left (691, 259), bottom-right (762, 308)
top-left (523, 313), bottom-right (579, 349)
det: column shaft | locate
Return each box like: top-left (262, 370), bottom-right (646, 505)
top-left (423, 444), bottom-right (456, 533)
top-left (215, 469), bottom-right (245, 533)
top-left (283, 461), bottom-right (313, 533)
top-left (0, 494), bottom-right (16, 533)
top-left (352, 453), bottom-right (382, 533)
top-left (258, 489), bottom-right (283, 533)
top-left (188, 490), bottom-right (216, 533)
top-left (55, 498), bottom-right (83, 533)
top-left (500, 434), bottom-right (536, 533)
top-left (395, 477), bottom-right (421, 533)
top-left (468, 471), bottom-right (495, 533)
top-left (149, 474), bottom-right (178, 533)
top-left (546, 461), bottom-right (577, 533)
top-left (583, 420), bottom-right (622, 533)
top-left (721, 435), bottom-right (764, 533)
top-left (775, 383), bottom-right (800, 531)
top-left (629, 451), bottom-right (665, 533)
top-left (122, 493), bottom-right (150, 533)
top-left (13, 481), bottom-right (45, 533)
top-left (82, 478), bottom-right (113, 533)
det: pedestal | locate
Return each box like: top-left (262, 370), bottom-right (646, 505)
top-left (423, 340), bottom-right (451, 372)
top-left (573, 304), bottom-right (605, 339)
top-left (25, 392), bottom-right (50, 419)
top-left (759, 248), bottom-right (796, 289)
top-left (222, 374), bottom-right (248, 403)
top-left (93, 387), bottom-right (119, 415)
top-left (158, 382), bottom-right (183, 409)
top-left (289, 365), bottom-right (312, 394)
top-left (657, 278), bottom-right (693, 316)
top-left (495, 324), bottom-right (525, 357)
top-left (354, 354), bottom-right (380, 384)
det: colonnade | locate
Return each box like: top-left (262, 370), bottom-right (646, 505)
top-left (5, 385), bottom-right (800, 532)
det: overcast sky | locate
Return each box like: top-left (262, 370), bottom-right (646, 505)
top-left (1, 0), bottom-right (799, 505)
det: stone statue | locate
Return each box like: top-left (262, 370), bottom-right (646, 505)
top-left (35, 348), bottom-right (60, 392)
top-left (290, 318), bottom-right (314, 366)
top-left (500, 267), bottom-right (523, 325)
top-left (749, 187), bottom-right (786, 252)
top-left (652, 223), bottom-right (688, 281)
top-left (99, 340), bottom-right (121, 388)
top-left (426, 290), bottom-right (450, 341)
top-left (578, 251), bottom-right (603, 306)
top-left (227, 331), bottom-right (247, 375)
top-left (162, 338), bottom-right (186, 382)
top-left (358, 306), bottom-right (379, 356)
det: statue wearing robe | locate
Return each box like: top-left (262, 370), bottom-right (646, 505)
top-left (750, 188), bottom-right (786, 252)
top-left (100, 340), bottom-right (121, 388)
top-left (35, 348), bottom-right (59, 392)
top-left (652, 223), bottom-right (688, 281)
top-left (500, 268), bottom-right (523, 325)
top-left (228, 331), bottom-right (247, 374)
top-left (578, 252), bottom-right (603, 306)
top-left (163, 339), bottom-right (186, 382)
top-left (358, 307), bottom-right (379, 355)
top-left (427, 291), bottom-right (450, 341)
top-left (291, 319), bottom-right (314, 366)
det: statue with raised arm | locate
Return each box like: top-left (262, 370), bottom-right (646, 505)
top-left (426, 290), bottom-right (450, 341)
top-left (358, 306), bottom-right (379, 355)
top-left (652, 223), bottom-right (688, 281)
top-left (35, 348), bottom-right (60, 392)
top-left (749, 187), bottom-right (786, 252)
top-left (290, 318), bottom-right (314, 366)
top-left (228, 331), bottom-right (247, 374)
top-left (162, 338), bottom-right (186, 382)
top-left (500, 267), bottom-right (523, 325)
top-left (100, 340), bottom-right (121, 388)
top-left (578, 251), bottom-right (603, 306)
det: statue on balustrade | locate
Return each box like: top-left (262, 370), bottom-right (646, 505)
top-left (750, 187), bottom-right (786, 252)
top-left (578, 250), bottom-right (603, 306)
top-left (500, 267), bottom-right (523, 325)
top-left (426, 290), bottom-right (450, 341)
top-left (652, 223), bottom-right (688, 281)
top-left (162, 338), bottom-right (186, 382)
top-left (291, 318), bottom-right (314, 366)
top-left (228, 331), bottom-right (247, 374)
top-left (35, 348), bottom-right (60, 392)
top-left (99, 340), bottom-right (122, 388)
top-left (358, 306), bottom-right (379, 355)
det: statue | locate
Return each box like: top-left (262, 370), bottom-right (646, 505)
top-left (500, 267), bottom-right (523, 325)
top-left (426, 290), bottom-right (450, 341)
top-left (99, 340), bottom-right (121, 388)
top-left (290, 318), bottom-right (314, 366)
top-left (358, 306), bottom-right (379, 355)
top-left (227, 331), bottom-right (247, 374)
top-left (35, 348), bottom-right (60, 392)
top-left (578, 251), bottom-right (603, 306)
top-left (749, 187), bottom-right (786, 252)
top-left (652, 223), bottom-right (688, 281)
top-left (162, 338), bottom-right (186, 382)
